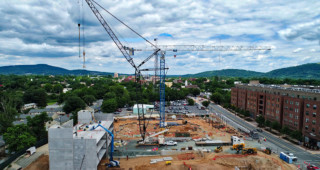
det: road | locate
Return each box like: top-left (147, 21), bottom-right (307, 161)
top-left (208, 103), bottom-right (320, 167)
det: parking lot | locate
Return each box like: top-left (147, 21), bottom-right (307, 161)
top-left (166, 100), bottom-right (208, 115)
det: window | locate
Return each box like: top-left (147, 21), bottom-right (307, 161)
top-left (307, 104), bottom-right (310, 108)
top-left (276, 110), bottom-right (279, 114)
top-left (313, 105), bottom-right (317, 110)
top-left (295, 115), bottom-right (299, 119)
top-left (289, 114), bottom-right (293, 118)
top-left (277, 98), bottom-right (280, 102)
top-left (313, 112), bottom-right (317, 117)
top-left (290, 101), bottom-right (293, 105)
top-left (306, 118), bottom-right (309, 123)
top-left (312, 128), bottom-right (315, 133)
top-left (313, 120), bottom-right (316, 125)
top-left (305, 126), bottom-right (309, 130)
top-left (286, 100), bottom-right (288, 104)
top-left (284, 106), bottom-right (288, 110)
top-left (306, 111), bottom-right (309, 115)
top-left (294, 122), bottom-right (298, 126)
top-left (296, 102), bottom-right (299, 106)
top-left (295, 109), bottom-right (299, 113)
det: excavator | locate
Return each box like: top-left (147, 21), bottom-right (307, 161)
top-left (93, 123), bottom-right (120, 168)
top-left (214, 146), bottom-right (223, 153)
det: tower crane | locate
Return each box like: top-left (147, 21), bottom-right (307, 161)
top-left (84, 0), bottom-right (159, 141)
top-left (128, 45), bottom-right (271, 128)
top-left (84, 0), bottom-right (271, 140)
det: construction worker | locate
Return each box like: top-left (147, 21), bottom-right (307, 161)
top-left (264, 137), bottom-right (266, 142)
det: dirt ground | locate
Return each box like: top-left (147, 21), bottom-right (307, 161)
top-left (114, 117), bottom-right (237, 141)
top-left (24, 155), bottom-right (49, 170)
top-left (23, 151), bottom-right (296, 170)
top-left (98, 151), bottom-right (296, 170)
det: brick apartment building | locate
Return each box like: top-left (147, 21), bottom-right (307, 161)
top-left (231, 82), bottom-right (320, 147)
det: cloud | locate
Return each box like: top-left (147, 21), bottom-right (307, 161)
top-left (0, 0), bottom-right (320, 74)
top-left (292, 48), bottom-right (303, 53)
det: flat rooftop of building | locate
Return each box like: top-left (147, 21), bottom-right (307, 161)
top-left (73, 120), bottom-right (113, 143)
top-left (238, 83), bottom-right (320, 94)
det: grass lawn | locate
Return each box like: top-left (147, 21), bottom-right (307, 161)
top-left (47, 100), bottom-right (57, 105)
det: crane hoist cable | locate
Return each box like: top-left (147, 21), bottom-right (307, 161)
top-left (82, 0), bottom-right (86, 68)
top-left (78, 0), bottom-right (81, 58)
top-left (91, 0), bottom-right (157, 48)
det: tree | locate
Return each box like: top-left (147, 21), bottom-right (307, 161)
top-left (271, 121), bottom-right (281, 131)
top-left (190, 88), bottom-right (200, 96)
top-left (290, 130), bottom-right (302, 141)
top-left (101, 99), bottom-right (117, 113)
top-left (63, 96), bottom-right (86, 114)
top-left (3, 124), bottom-right (36, 153)
top-left (53, 84), bottom-right (63, 94)
top-left (83, 95), bottom-right (96, 106)
top-left (265, 120), bottom-right (271, 127)
top-left (0, 95), bottom-right (18, 133)
top-left (23, 88), bottom-right (47, 107)
top-left (210, 92), bottom-right (223, 104)
top-left (188, 98), bottom-right (195, 106)
top-left (27, 112), bottom-right (52, 140)
top-left (202, 101), bottom-right (210, 108)
top-left (281, 126), bottom-right (290, 135)
top-left (255, 115), bottom-right (265, 127)
top-left (44, 83), bottom-right (52, 92)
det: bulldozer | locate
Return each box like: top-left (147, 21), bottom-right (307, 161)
top-left (214, 146), bottom-right (223, 153)
top-left (166, 161), bottom-right (172, 165)
top-left (264, 147), bottom-right (271, 155)
top-left (242, 148), bottom-right (257, 155)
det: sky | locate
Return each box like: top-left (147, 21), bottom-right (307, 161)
top-left (0, 0), bottom-right (319, 75)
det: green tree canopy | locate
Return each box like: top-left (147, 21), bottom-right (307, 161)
top-left (3, 124), bottom-right (36, 153)
top-left (202, 101), bottom-right (210, 108)
top-left (83, 95), bottom-right (96, 106)
top-left (53, 84), bottom-right (63, 94)
top-left (210, 92), bottom-right (223, 104)
top-left (255, 115), bottom-right (265, 127)
top-left (187, 98), bottom-right (195, 105)
top-left (63, 96), bottom-right (86, 114)
top-left (27, 112), bottom-right (52, 140)
top-left (23, 88), bottom-right (47, 107)
top-left (101, 99), bottom-right (117, 113)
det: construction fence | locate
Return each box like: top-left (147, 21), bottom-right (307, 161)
top-left (0, 138), bottom-right (48, 170)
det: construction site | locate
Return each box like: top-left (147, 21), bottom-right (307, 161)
top-left (24, 111), bottom-right (298, 170)
top-left (10, 0), bottom-right (297, 169)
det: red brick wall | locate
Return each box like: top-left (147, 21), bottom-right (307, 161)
top-left (246, 91), bottom-right (258, 118)
top-left (237, 88), bottom-right (247, 110)
top-left (265, 93), bottom-right (283, 124)
top-left (282, 96), bottom-right (304, 131)
top-left (231, 88), bottom-right (238, 107)
top-left (302, 100), bottom-right (320, 141)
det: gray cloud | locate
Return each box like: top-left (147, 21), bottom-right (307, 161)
top-left (0, 0), bottom-right (319, 74)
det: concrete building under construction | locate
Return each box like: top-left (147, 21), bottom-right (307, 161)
top-left (48, 118), bottom-right (114, 170)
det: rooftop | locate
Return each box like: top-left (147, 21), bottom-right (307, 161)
top-left (238, 83), bottom-right (320, 94)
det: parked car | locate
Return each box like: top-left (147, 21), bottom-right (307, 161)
top-left (164, 141), bottom-right (177, 146)
top-left (307, 165), bottom-right (320, 170)
top-left (256, 128), bottom-right (263, 132)
top-left (114, 112), bottom-right (120, 114)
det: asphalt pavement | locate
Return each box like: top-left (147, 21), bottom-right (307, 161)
top-left (208, 103), bottom-right (320, 167)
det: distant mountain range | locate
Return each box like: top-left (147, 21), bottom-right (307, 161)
top-left (0, 64), bottom-right (114, 76)
top-left (0, 63), bottom-right (320, 79)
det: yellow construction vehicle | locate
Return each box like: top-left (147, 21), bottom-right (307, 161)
top-left (214, 146), bottom-right (223, 153)
top-left (234, 144), bottom-right (244, 154)
top-left (264, 147), bottom-right (271, 155)
top-left (242, 148), bottom-right (257, 155)
top-left (165, 161), bottom-right (172, 165)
